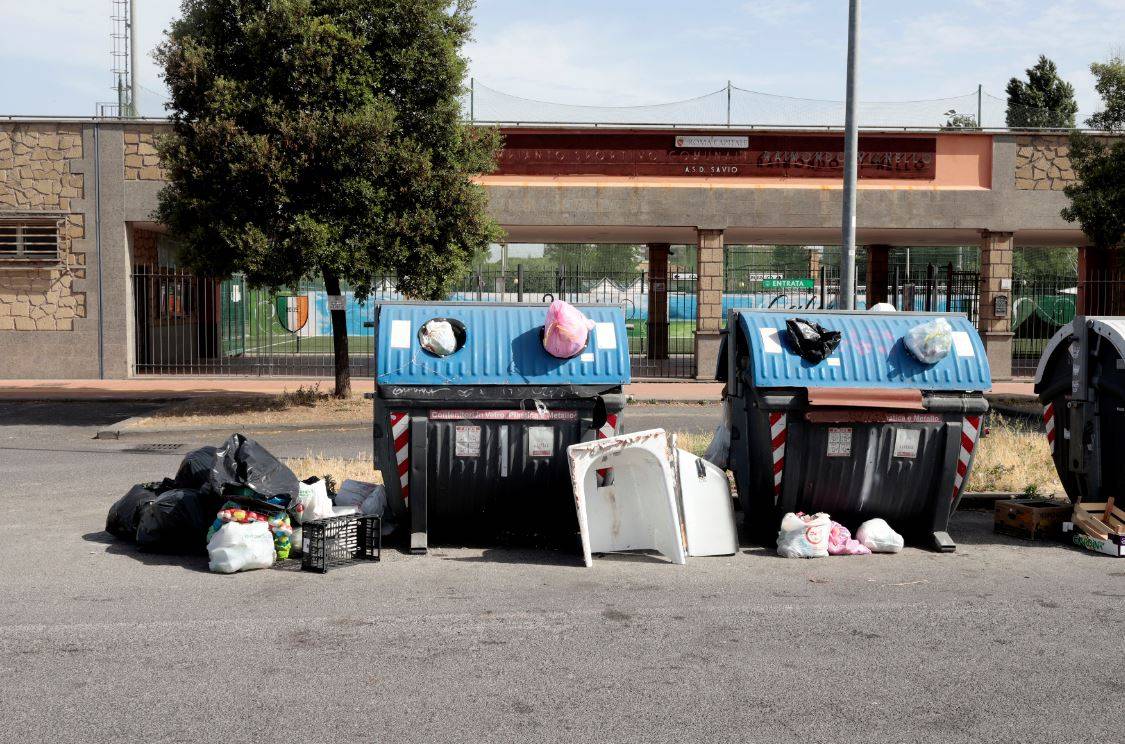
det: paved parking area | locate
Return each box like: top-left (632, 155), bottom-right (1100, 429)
top-left (0, 402), bottom-right (1119, 744)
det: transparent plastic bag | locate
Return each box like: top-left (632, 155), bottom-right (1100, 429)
top-left (856, 518), bottom-right (905, 553)
top-left (703, 406), bottom-right (732, 470)
top-left (207, 521), bottom-right (276, 573)
top-left (776, 512), bottom-right (831, 558)
top-left (904, 318), bottom-right (953, 365)
top-left (419, 319), bottom-right (458, 356)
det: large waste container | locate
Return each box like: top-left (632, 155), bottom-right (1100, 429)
top-left (1034, 316), bottom-right (1125, 502)
top-left (372, 302), bottom-right (629, 553)
top-left (720, 309), bottom-right (991, 551)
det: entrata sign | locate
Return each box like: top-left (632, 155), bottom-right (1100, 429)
top-left (495, 131), bottom-right (936, 179)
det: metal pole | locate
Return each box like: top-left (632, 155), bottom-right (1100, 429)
top-left (129, 0), bottom-right (138, 116)
top-left (976, 83), bottom-right (982, 128)
top-left (726, 80), bottom-right (732, 127)
top-left (840, 0), bottom-right (860, 310)
top-left (470, 77), bottom-right (475, 123)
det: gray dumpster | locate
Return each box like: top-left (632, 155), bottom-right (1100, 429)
top-left (1034, 316), bottom-right (1125, 503)
top-left (371, 302), bottom-right (629, 553)
top-left (720, 309), bottom-right (991, 551)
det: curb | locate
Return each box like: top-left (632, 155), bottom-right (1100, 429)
top-left (97, 419), bottom-right (371, 439)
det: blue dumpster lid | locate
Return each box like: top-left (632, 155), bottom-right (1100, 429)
top-left (733, 309), bottom-right (991, 391)
top-left (376, 302), bottom-right (631, 386)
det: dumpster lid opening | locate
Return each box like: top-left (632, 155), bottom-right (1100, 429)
top-left (806, 387), bottom-right (925, 410)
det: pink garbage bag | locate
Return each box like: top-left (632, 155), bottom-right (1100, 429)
top-left (827, 521), bottom-right (872, 556)
top-left (543, 300), bottom-right (594, 359)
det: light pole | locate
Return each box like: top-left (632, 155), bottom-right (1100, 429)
top-left (840, 0), bottom-right (860, 309)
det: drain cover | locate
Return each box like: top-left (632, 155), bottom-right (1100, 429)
top-left (123, 443), bottom-right (185, 454)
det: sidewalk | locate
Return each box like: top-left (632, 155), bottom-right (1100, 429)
top-left (0, 377), bottom-right (1035, 402)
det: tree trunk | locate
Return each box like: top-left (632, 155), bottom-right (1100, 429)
top-left (323, 271), bottom-right (351, 398)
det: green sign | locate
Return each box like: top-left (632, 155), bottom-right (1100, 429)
top-left (762, 278), bottom-right (814, 290)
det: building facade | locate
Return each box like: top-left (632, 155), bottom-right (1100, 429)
top-left (0, 118), bottom-right (1112, 380)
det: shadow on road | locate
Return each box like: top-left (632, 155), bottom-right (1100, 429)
top-left (82, 530), bottom-right (211, 572)
top-left (0, 401), bottom-right (163, 427)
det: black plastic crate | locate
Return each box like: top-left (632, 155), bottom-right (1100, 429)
top-left (300, 514), bottom-right (382, 573)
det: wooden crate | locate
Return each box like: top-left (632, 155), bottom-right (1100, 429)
top-left (994, 498), bottom-right (1073, 540)
top-left (1064, 499), bottom-right (1125, 557)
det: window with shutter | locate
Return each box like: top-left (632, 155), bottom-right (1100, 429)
top-left (0, 219), bottom-right (62, 264)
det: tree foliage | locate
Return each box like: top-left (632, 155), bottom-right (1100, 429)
top-left (155, 0), bottom-right (499, 394)
top-left (1006, 55), bottom-right (1078, 128)
top-left (543, 244), bottom-right (645, 273)
top-left (1062, 57), bottom-right (1125, 251)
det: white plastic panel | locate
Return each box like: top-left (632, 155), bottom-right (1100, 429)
top-left (675, 448), bottom-right (738, 557)
top-left (567, 429), bottom-right (687, 567)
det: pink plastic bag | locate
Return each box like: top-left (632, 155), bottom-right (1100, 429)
top-left (543, 300), bottom-right (594, 359)
top-left (827, 521), bottom-right (871, 556)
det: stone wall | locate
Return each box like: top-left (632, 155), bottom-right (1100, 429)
top-left (1014, 135), bottom-right (1074, 191)
top-left (124, 125), bottom-right (166, 181)
top-left (0, 124), bottom-right (87, 331)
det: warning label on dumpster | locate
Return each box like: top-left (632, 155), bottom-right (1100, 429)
top-left (893, 428), bottom-right (921, 458)
top-left (455, 425), bottom-right (481, 457)
top-left (826, 427), bottom-right (852, 457)
top-left (528, 426), bottom-right (554, 457)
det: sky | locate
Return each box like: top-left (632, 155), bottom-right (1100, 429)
top-left (1, 0), bottom-right (1123, 122)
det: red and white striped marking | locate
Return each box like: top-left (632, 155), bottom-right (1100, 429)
top-left (1043, 403), bottom-right (1056, 450)
top-left (769, 412), bottom-right (787, 498)
top-left (389, 412), bottom-right (410, 505)
top-left (596, 414), bottom-right (618, 484)
top-left (952, 415), bottom-right (982, 500)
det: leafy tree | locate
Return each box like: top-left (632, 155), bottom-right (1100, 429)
top-left (543, 244), bottom-right (645, 273)
top-left (1062, 56), bottom-right (1125, 251)
top-left (1006, 55), bottom-right (1078, 128)
top-left (1014, 247), bottom-right (1078, 277)
top-left (942, 110), bottom-right (978, 129)
top-left (156, 0), bottom-right (500, 396)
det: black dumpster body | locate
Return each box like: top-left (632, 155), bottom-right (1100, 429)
top-left (721, 309), bottom-right (992, 551)
top-left (1034, 316), bottom-right (1125, 503)
top-left (372, 302), bottom-right (630, 552)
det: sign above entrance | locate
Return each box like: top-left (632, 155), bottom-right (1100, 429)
top-left (495, 131), bottom-right (937, 180)
top-left (763, 278), bottom-right (814, 290)
top-left (674, 135), bottom-right (749, 149)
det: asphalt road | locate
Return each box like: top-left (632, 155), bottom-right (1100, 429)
top-left (1, 402), bottom-right (1122, 743)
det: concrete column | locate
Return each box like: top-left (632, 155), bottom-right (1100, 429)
top-left (978, 230), bottom-right (1014, 380)
top-left (865, 244), bottom-right (890, 306)
top-left (646, 243), bottom-right (670, 360)
top-left (695, 228), bottom-right (724, 380)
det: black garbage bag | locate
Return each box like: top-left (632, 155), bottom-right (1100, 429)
top-left (785, 317), bottom-right (842, 363)
top-left (204, 433), bottom-right (298, 507)
top-left (105, 479), bottom-right (175, 541)
top-left (135, 488), bottom-right (226, 554)
top-left (174, 446), bottom-right (219, 490)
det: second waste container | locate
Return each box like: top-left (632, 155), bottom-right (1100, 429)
top-left (720, 309), bottom-right (991, 551)
top-left (1034, 315), bottom-right (1125, 503)
top-left (372, 301), bottom-right (629, 553)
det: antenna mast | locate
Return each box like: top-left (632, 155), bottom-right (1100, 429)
top-left (108, 0), bottom-right (136, 117)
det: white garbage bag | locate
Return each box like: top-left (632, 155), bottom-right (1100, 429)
top-left (292, 477), bottom-right (334, 523)
top-left (856, 518), bottom-right (905, 553)
top-left (703, 405), bottom-right (732, 470)
top-left (870, 302), bottom-right (896, 312)
top-left (419, 319), bottom-right (458, 356)
top-left (776, 512), bottom-right (831, 558)
top-left (904, 317), bottom-right (953, 364)
top-left (207, 521), bottom-right (276, 574)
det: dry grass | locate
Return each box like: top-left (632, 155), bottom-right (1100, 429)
top-left (125, 384), bottom-right (369, 430)
top-left (283, 453), bottom-right (383, 487)
top-left (672, 431), bottom-right (711, 457)
top-left (965, 414), bottom-right (1063, 496)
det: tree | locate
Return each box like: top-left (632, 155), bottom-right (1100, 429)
top-left (1062, 56), bottom-right (1125, 251)
top-left (543, 244), bottom-right (645, 273)
top-left (941, 110), bottom-right (978, 129)
top-left (1006, 55), bottom-right (1078, 128)
top-left (156, 0), bottom-right (500, 397)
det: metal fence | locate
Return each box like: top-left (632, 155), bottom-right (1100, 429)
top-left (132, 265), bottom-right (700, 379)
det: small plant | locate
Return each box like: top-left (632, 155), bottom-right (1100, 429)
top-left (1023, 483), bottom-right (1041, 497)
top-left (282, 383), bottom-right (326, 408)
top-left (942, 109), bottom-right (979, 129)
top-left (322, 473), bottom-right (339, 498)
